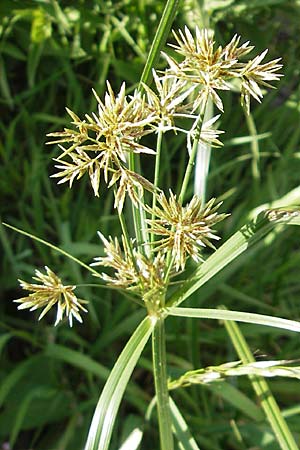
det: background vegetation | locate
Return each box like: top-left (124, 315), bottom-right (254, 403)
top-left (1, 0), bottom-right (300, 449)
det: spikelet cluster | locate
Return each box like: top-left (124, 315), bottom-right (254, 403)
top-left (14, 267), bottom-right (88, 327)
top-left (163, 27), bottom-right (282, 113)
top-left (147, 191), bottom-right (229, 270)
top-left (92, 233), bottom-right (167, 314)
top-left (47, 83), bottom-right (156, 199)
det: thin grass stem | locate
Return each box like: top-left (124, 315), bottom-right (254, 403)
top-left (128, 152), bottom-right (148, 252)
top-left (139, 0), bottom-right (180, 88)
top-left (224, 311), bottom-right (298, 450)
top-left (245, 111), bottom-right (260, 203)
top-left (152, 317), bottom-right (174, 450)
top-left (151, 128), bottom-right (163, 243)
top-left (179, 101), bottom-right (207, 203)
top-left (2, 222), bottom-right (101, 278)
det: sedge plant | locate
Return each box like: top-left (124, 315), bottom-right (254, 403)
top-left (8, 12), bottom-right (300, 450)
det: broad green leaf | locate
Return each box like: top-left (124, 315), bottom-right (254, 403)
top-left (167, 307), bottom-right (300, 333)
top-left (167, 211), bottom-right (300, 308)
top-left (170, 397), bottom-right (201, 450)
top-left (84, 315), bottom-right (155, 450)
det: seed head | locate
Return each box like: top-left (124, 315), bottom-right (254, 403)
top-left (188, 114), bottom-right (224, 153)
top-left (14, 267), bottom-right (88, 327)
top-left (109, 168), bottom-right (156, 212)
top-left (163, 26), bottom-right (282, 113)
top-left (47, 82), bottom-right (156, 196)
top-left (142, 69), bottom-right (195, 132)
top-left (92, 232), bottom-right (167, 313)
top-left (147, 191), bottom-right (229, 270)
top-left (240, 49), bottom-right (282, 114)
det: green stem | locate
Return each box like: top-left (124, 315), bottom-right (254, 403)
top-left (224, 312), bottom-right (298, 450)
top-left (245, 111), bottom-right (260, 203)
top-left (117, 201), bottom-right (136, 259)
top-left (245, 111), bottom-right (260, 183)
top-left (152, 317), bottom-right (174, 450)
top-left (139, 0), bottom-right (180, 88)
top-left (179, 101), bottom-right (207, 203)
top-left (128, 152), bottom-right (148, 253)
top-left (151, 128), bottom-right (163, 243)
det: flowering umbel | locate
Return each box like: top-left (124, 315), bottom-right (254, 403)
top-left (142, 69), bottom-right (196, 132)
top-left (91, 232), bottom-right (168, 314)
top-left (15, 27), bottom-right (283, 329)
top-left (147, 191), bottom-right (229, 271)
top-left (162, 26), bottom-right (282, 113)
top-left (14, 267), bottom-right (88, 327)
top-left (47, 82), bottom-right (156, 198)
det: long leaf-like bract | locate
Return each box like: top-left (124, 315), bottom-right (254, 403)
top-left (167, 308), bottom-right (300, 333)
top-left (139, 0), bottom-right (179, 87)
top-left (167, 211), bottom-right (300, 308)
top-left (170, 397), bottom-right (201, 450)
top-left (84, 316), bottom-right (155, 450)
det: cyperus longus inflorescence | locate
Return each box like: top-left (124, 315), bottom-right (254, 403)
top-left (14, 266), bottom-right (88, 326)
top-left (15, 27), bottom-right (282, 324)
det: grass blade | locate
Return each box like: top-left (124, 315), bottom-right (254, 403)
top-left (45, 344), bottom-right (109, 379)
top-left (2, 222), bottom-right (101, 277)
top-left (167, 210), bottom-right (300, 308)
top-left (224, 317), bottom-right (298, 450)
top-left (45, 343), bottom-right (147, 411)
top-left (207, 381), bottom-right (264, 422)
top-left (139, 0), bottom-right (179, 87)
top-left (169, 397), bottom-right (201, 450)
top-left (84, 315), bottom-right (155, 450)
top-left (167, 307), bottom-right (300, 333)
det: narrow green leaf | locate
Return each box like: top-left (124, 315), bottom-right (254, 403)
top-left (45, 344), bottom-right (109, 380)
top-left (169, 397), bottom-right (201, 450)
top-left (10, 386), bottom-right (55, 448)
top-left (2, 222), bottom-right (101, 278)
top-left (110, 16), bottom-right (145, 60)
top-left (207, 382), bottom-right (264, 422)
top-left (167, 211), bottom-right (300, 308)
top-left (0, 355), bottom-right (43, 408)
top-left (0, 333), bottom-right (12, 356)
top-left (46, 342), bottom-right (151, 409)
top-left (84, 316), bottom-right (155, 450)
top-left (225, 318), bottom-right (298, 450)
top-left (118, 415), bottom-right (144, 450)
top-left (167, 307), bottom-right (300, 333)
top-left (139, 0), bottom-right (180, 87)
top-left (0, 55), bottom-right (13, 108)
top-left (27, 42), bottom-right (43, 88)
